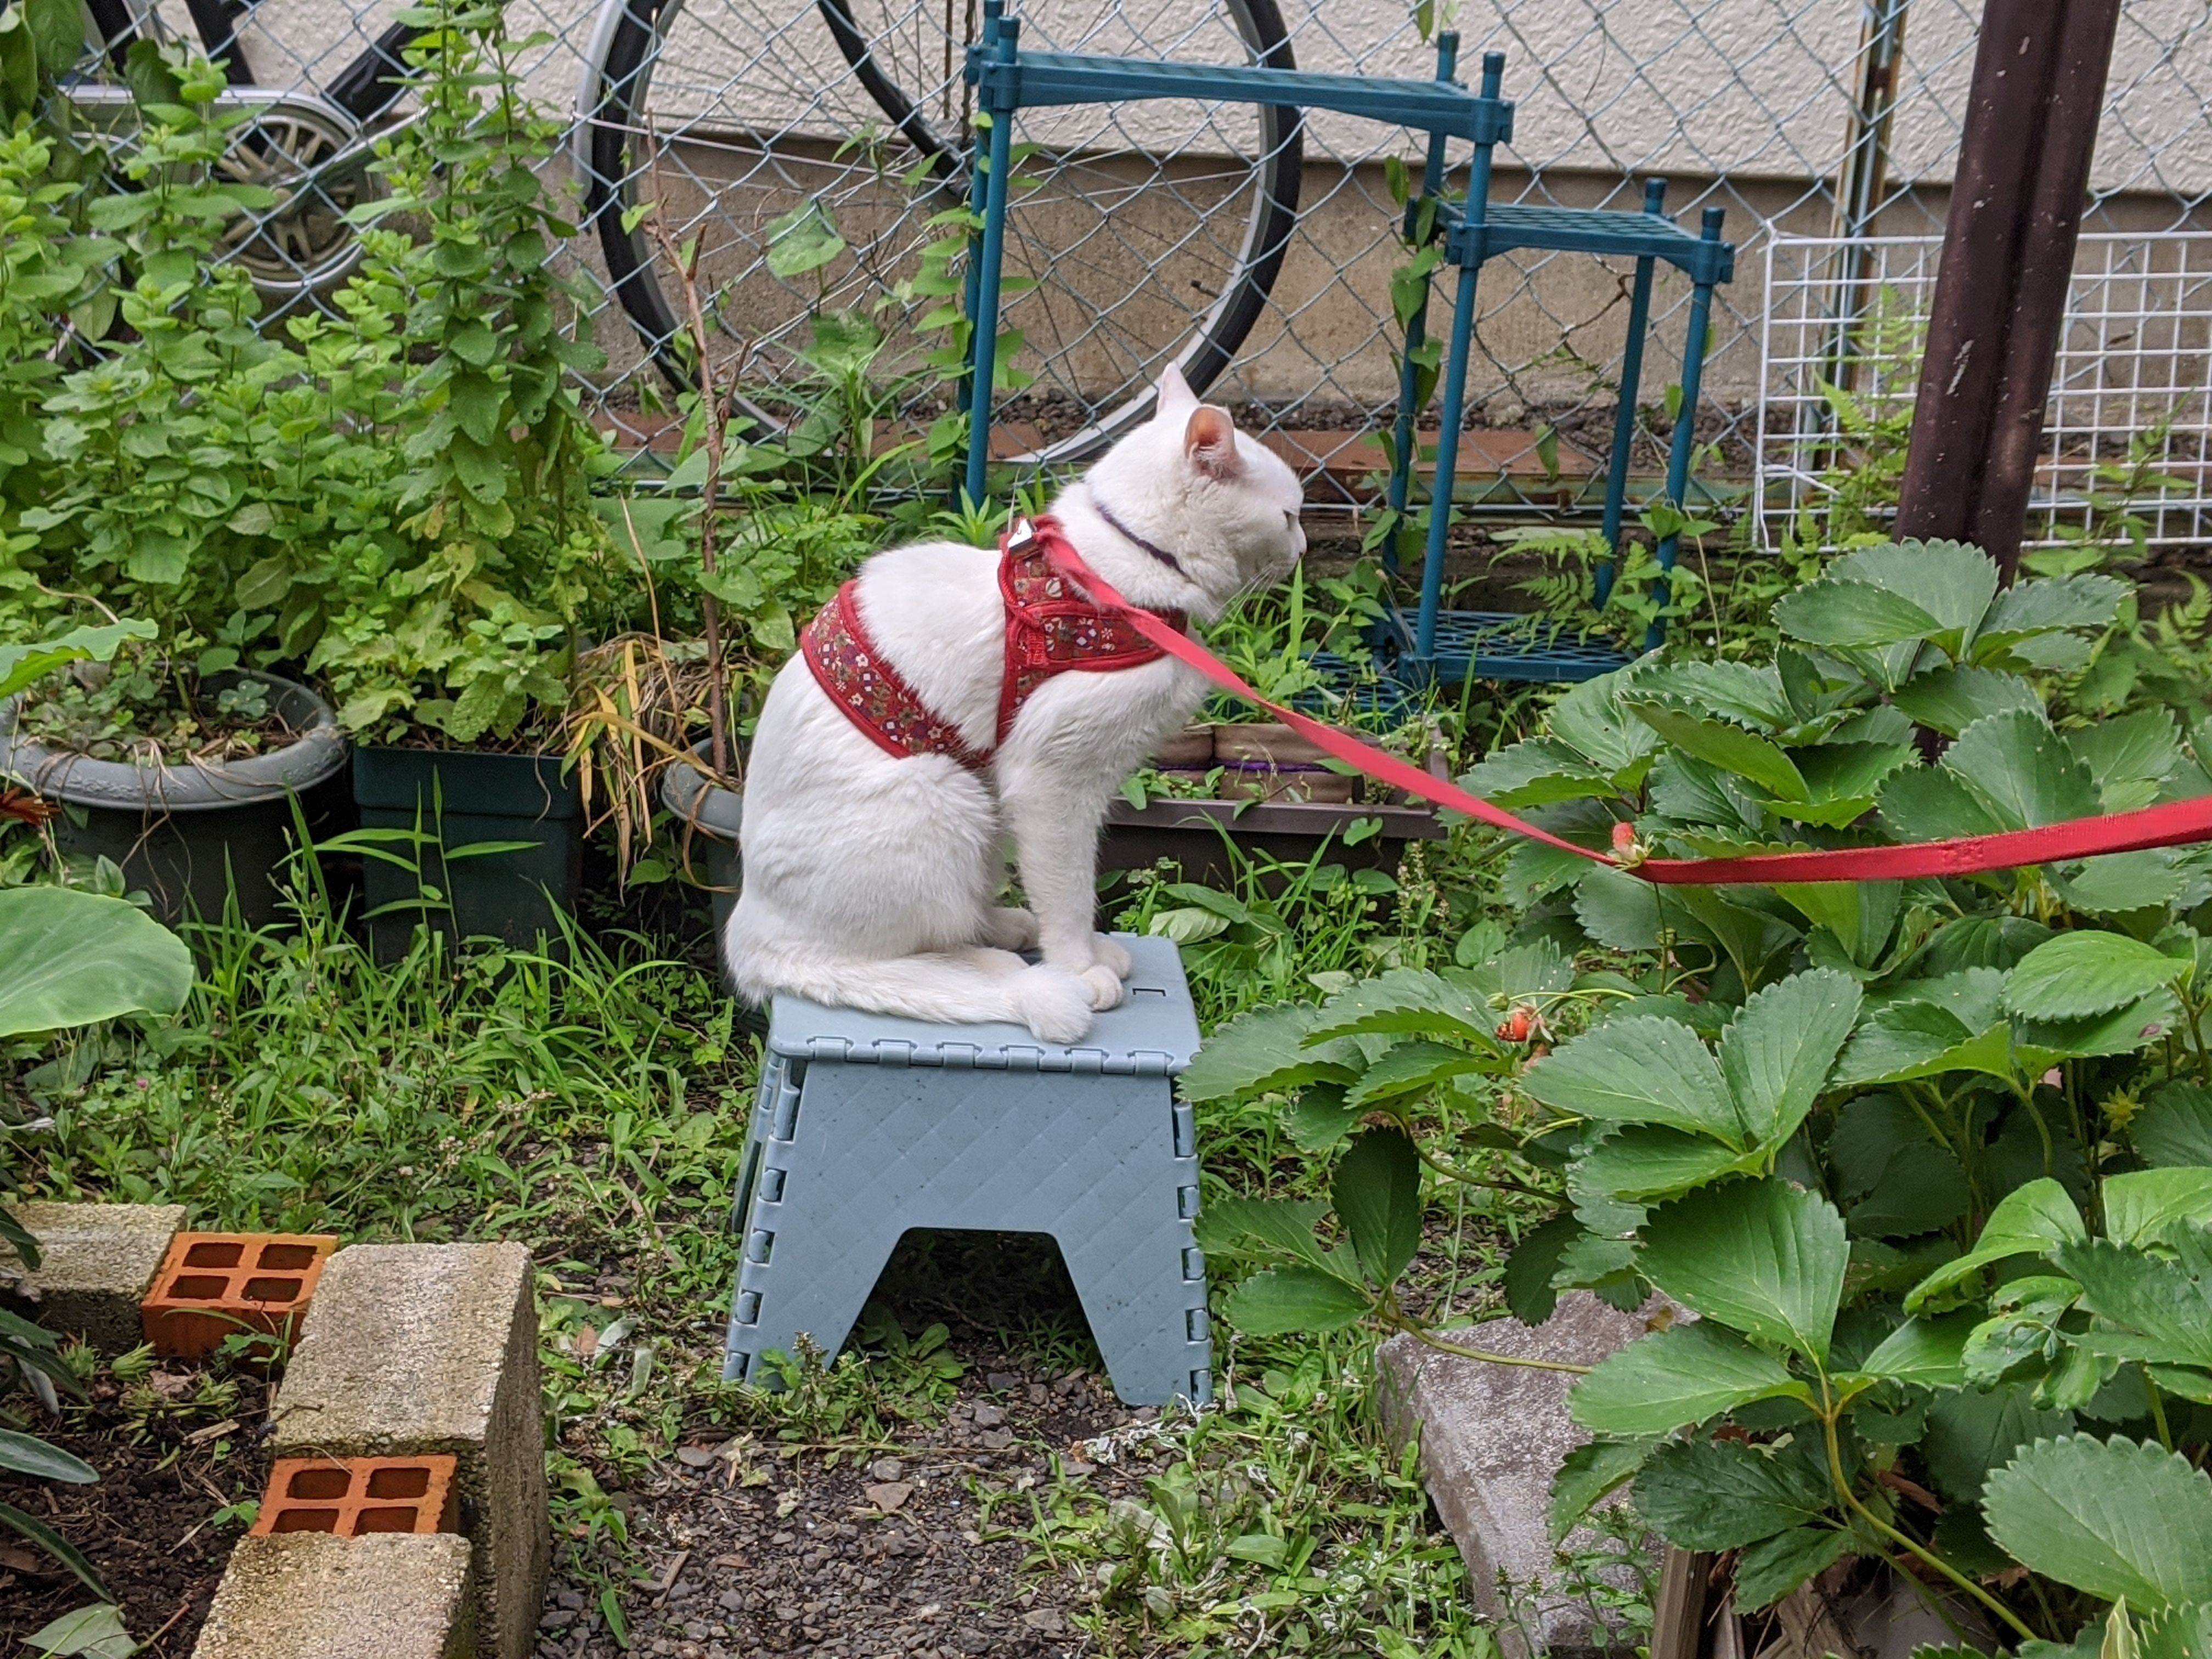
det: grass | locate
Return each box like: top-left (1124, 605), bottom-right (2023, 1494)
top-left (0, 792), bottom-right (1629, 1656)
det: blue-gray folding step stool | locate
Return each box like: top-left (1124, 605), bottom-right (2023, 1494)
top-left (955, 8), bottom-right (1736, 687)
top-left (723, 934), bottom-right (1210, 1407)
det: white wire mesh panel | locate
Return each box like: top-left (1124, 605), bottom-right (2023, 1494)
top-left (1758, 230), bottom-right (2212, 551)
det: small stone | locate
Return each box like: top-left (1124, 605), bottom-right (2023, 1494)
top-left (675, 1445), bottom-right (718, 1469)
top-left (556, 1589), bottom-right (588, 1611)
top-left (1063, 1461), bottom-right (1096, 1478)
top-left (1022, 1607), bottom-right (1066, 1634)
top-left (540, 1610), bottom-right (578, 1630)
top-left (775, 1605), bottom-right (802, 1623)
top-left (716, 1590), bottom-right (744, 1613)
top-left (969, 1403), bottom-right (1005, 1429)
top-left (978, 1429), bottom-right (1014, 1451)
top-left (865, 1481), bottom-right (913, 1512)
top-left (869, 1456), bottom-right (904, 1482)
top-left (985, 1372), bottom-right (1020, 1392)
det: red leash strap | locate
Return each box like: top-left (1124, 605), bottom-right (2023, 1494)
top-left (1036, 528), bottom-right (2212, 888)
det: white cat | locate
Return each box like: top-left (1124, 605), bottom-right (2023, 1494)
top-left (725, 366), bottom-right (1306, 1042)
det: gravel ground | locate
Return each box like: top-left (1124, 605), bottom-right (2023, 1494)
top-left (537, 1353), bottom-right (1167, 1659)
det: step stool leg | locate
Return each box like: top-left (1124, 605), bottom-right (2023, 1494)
top-left (1053, 1099), bottom-right (1209, 1408)
top-left (1414, 256), bottom-right (1481, 669)
top-left (1596, 179), bottom-right (1665, 611)
top-left (961, 15), bottom-right (1019, 511)
top-left (1647, 205), bottom-right (1726, 653)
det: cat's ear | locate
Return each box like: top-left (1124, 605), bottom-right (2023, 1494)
top-left (1156, 362), bottom-right (1199, 417)
top-left (1184, 405), bottom-right (1243, 481)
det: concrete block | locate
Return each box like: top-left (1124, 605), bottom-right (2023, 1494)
top-left (0, 1201), bottom-right (185, 1352)
top-left (1379, 1294), bottom-right (1675, 1657)
top-left (269, 1244), bottom-right (548, 1659)
top-left (193, 1532), bottom-right (473, 1659)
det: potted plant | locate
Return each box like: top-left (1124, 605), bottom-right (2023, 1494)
top-left (1, 73), bottom-right (349, 926)
top-left (300, 0), bottom-right (625, 953)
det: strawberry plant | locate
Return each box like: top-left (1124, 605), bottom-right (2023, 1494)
top-left (1190, 540), bottom-right (2212, 1646)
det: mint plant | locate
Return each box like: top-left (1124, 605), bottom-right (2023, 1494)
top-left (1191, 540), bottom-right (2212, 1646)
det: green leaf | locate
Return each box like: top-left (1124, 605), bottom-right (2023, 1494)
top-left (1923, 1384), bottom-right (2074, 1503)
top-left (1632, 1435), bottom-right (1831, 1550)
top-left (0, 1429), bottom-right (97, 1484)
top-left (1639, 1180), bottom-right (1848, 1362)
top-left (1282, 1085), bottom-right (1362, 1150)
top-left (1572, 1126), bottom-right (1762, 1203)
top-left (1344, 1041), bottom-right (1489, 1108)
top-left (1718, 969), bottom-right (1861, 1149)
top-left (0, 889), bottom-right (193, 1039)
top-left (1522, 1016), bottom-right (1741, 1148)
top-left (1775, 578), bottom-right (1943, 650)
top-left (1906, 1179), bottom-right (2086, 1312)
top-left (1628, 703), bottom-right (1808, 802)
top-left (1732, 1527), bottom-right (1851, 1612)
top-left (2055, 1238), bottom-right (2212, 1369)
top-left (1220, 1267), bottom-right (1370, 1336)
top-left (2104, 1169), bottom-right (2212, 1248)
top-left (0, 620), bottom-right (155, 703)
top-left (1570, 1321), bottom-right (1812, 1437)
top-left (1333, 1127), bottom-right (1422, 1290)
top-left (1305, 969), bottom-right (1493, 1046)
top-left (1502, 1216), bottom-right (1581, 1325)
top-left (2053, 853), bottom-right (2188, 917)
top-left (2069, 709), bottom-right (2182, 811)
top-left (1980, 573), bottom-right (2127, 646)
top-left (1984, 1435), bottom-right (2212, 1611)
top-left (0, 1502), bottom-right (107, 1599)
top-left (1547, 669), bottom-right (1661, 777)
top-left (1838, 1313), bottom-right (1978, 1390)
top-left (1180, 1003), bottom-right (1359, 1102)
top-left (1835, 540), bottom-right (2001, 652)
top-left (1548, 1436), bottom-right (1656, 1542)
top-left (1877, 767), bottom-right (2015, 843)
top-left (2006, 933), bottom-right (2189, 1023)
top-left (764, 202), bottom-right (847, 278)
top-left (2136, 1085), bottom-right (2212, 1169)
top-left (1890, 668), bottom-right (2041, 738)
top-left (1192, 1198), bottom-right (1330, 1270)
top-left (1946, 708), bottom-right (2102, 829)
top-left (22, 1601), bottom-right (134, 1658)
top-left (1458, 740), bottom-right (1617, 808)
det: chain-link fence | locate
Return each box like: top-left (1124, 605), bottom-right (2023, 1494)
top-left (103, 0), bottom-right (2212, 531)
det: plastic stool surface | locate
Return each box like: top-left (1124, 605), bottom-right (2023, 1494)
top-left (766, 934), bottom-right (1199, 1074)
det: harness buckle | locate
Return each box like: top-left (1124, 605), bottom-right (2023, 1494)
top-left (1006, 516), bottom-right (1036, 551)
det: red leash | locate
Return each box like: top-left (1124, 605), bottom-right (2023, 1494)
top-left (1036, 528), bottom-right (2212, 888)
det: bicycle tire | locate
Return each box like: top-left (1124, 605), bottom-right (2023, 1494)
top-left (583, 0), bottom-right (1302, 466)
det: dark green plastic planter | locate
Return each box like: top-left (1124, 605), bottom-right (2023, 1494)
top-left (0, 671), bottom-right (348, 928)
top-left (352, 746), bottom-right (583, 956)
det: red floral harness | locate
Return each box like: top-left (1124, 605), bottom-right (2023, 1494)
top-left (800, 516), bottom-right (1186, 769)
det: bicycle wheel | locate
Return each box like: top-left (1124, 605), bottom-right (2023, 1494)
top-left (582, 0), bottom-right (1300, 465)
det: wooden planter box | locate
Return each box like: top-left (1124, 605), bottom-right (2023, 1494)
top-left (1101, 721), bottom-right (1448, 889)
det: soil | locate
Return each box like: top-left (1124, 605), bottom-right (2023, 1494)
top-left (539, 1347), bottom-right (1153, 1659)
top-left (0, 1368), bottom-right (270, 1655)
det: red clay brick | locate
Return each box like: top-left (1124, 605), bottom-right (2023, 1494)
top-left (140, 1232), bottom-right (338, 1358)
top-left (250, 1455), bottom-right (460, 1538)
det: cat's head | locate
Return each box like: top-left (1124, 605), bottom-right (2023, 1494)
top-left (1069, 365), bottom-right (1305, 618)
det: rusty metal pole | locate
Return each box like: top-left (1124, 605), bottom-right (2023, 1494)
top-left (1892, 0), bottom-right (2121, 581)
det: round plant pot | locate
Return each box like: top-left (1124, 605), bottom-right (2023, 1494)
top-left (352, 744), bottom-right (584, 958)
top-left (658, 740), bottom-right (742, 940)
top-left (0, 671), bottom-right (348, 928)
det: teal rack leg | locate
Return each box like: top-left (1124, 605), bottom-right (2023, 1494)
top-left (1384, 32), bottom-right (1460, 578)
top-left (962, 14), bottom-right (1019, 512)
top-left (1594, 178), bottom-right (1664, 610)
top-left (1415, 259), bottom-right (1480, 667)
top-left (1647, 204), bottom-right (1727, 653)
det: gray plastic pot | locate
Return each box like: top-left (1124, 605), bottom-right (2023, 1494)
top-left (659, 739), bottom-right (742, 939)
top-left (0, 670), bottom-right (349, 927)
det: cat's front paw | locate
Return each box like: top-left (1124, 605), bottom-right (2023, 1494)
top-left (984, 906), bottom-right (1041, 951)
top-left (1079, 963), bottom-right (1127, 1012)
top-left (1091, 933), bottom-right (1134, 979)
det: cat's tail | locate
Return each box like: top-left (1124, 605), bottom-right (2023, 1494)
top-left (727, 934), bottom-right (1097, 1044)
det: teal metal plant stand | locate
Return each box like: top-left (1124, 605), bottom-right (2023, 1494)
top-left (958, 7), bottom-right (1736, 684)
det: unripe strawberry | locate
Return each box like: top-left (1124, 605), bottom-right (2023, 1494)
top-left (1496, 1006), bottom-right (1534, 1043)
